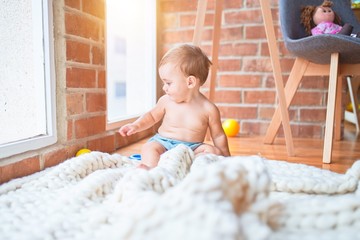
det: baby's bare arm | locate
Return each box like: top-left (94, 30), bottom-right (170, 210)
top-left (118, 96), bottom-right (166, 136)
top-left (118, 112), bottom-right (158, 136)
top-left (212, 134), bottom-right (230, 156)
top-left (208, 104), bottom-right (230, 156)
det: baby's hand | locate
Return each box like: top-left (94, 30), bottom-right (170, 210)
top-left (118, 124), bottom-right (138, 136)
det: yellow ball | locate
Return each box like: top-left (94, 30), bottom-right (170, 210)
top-left (346, 103), bottom-right (360, 112)
top-left (346, 103), bottom-right (353, 112)
top-left (222, 119), bottom-right (240, 137)
top-left (76, 148), bottom-right (91, 157)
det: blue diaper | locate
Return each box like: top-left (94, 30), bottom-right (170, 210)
top-left (149, 134), bottom-right (202, 151)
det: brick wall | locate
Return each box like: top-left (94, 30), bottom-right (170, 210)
top-left (158, 0), bottom-right (341, 139)
top-left (0, 0), bottom-right (341, 184)
top-left (0, 0), bottom-right (153, 184)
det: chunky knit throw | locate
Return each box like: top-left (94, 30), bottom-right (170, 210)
top-left (0, 145), bottom-right (359, 240)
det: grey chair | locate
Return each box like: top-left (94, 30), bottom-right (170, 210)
top-left (260, 0), bottom-right (360, 163)
top-left (281, 0), bottom-right (360, 64)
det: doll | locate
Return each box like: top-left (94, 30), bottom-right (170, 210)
top-left (300, 0), bottom-right (359, 37)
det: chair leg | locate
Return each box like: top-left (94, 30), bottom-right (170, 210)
top-left (192, 0), bottom-right (207, 46)
top-left (323, 52), bottom-right (340, 164)
top-left (264, 58), bottom-right (309, 144)
top-left (260, 0), bottom-right (294, 156)
top-left (346, 76), bottom-right (360, 133)
top-left (334, 76), bottom-right (343, 141)
top-left (208, 0), bottom-right (223, 102)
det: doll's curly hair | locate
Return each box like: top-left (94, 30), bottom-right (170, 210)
top-left (300, 0), bottom-right (342, 35)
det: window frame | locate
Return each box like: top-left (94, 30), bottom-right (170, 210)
top-left (0, 0), bottom-right (57, 159)
top-left (105, 0), bottom-right (158, 131)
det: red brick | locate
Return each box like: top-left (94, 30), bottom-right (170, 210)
top-left (200, 45), bottom-right (213, 58)
top-left (43, 148), bottom-right (69, 168)
top-left (199, 28), bottom-right (214, 42)
top-left (242, 121), bottom-right (270, 136)
top-left (219, 74), bottom-right (261, 88)
top-left (86, 92), bottom-right (106, 112)
top-left (280, 58), bottom-right (296, 73)
top-left (218, 59), bottom-right (242, 71)
top-left (65, 12), bottom-right (100, 41)
top-left (299, 76), bottom-right (328, 90)
top-left (214, 90), bottom-right (241, 104)
top-left (92, 45), bottom-right (104, 65)
top-left (224, 9), bottom-right (262, 24)
top-left (98, 70), bottom-right (106, 88)
top-left (179, 13), bottom-right (192, 27)
top-left (245, 26), bottom-right (266, 39)
top-left (243, 59), bottom-right (272, 72)
top-left (259, 107), bottom-right (275, 120)
top-left (220, 43), bottom-right (258, 56)
top-left (66, 40), bottom-right (90, 63)
top-left (67, 120), bottom-right (74, 140)
top-left (224, 0), bottom-right (243, 9)
top-left (82, 0), bottom-right (105, 19)
top-left (259, 107), bottom-right (297, 121)
top-left (0, 156), bottom-right (40, 184)
top-left (300, 108), bottom-right (327, 122)
top-left (221, 27), bottom-right (244, 41)
top-left (277, 124), bottom-right (323, 139)
top-left (279, 42), bottom-right (290, 56)
top-left (163, 29), bottom-right (194, 43)
top-left (161, 0), bottom-right (197, 13)
top-left (219, 106), bottom-right (257, 119)
top-left (292, 92), bottom-right (325, 106)
top-left (66, 67), bottom-right (97, 88)
top-left (264, 75), bottom-right (283, 88)
top-left (88, 135), bottom-right (116, 153)
top-left (297, 125), bottom-right (323, 138)
top-left (163, 13), bottom-right (179, 29)
top-left (68, 144), bottom-right (86, 158)
top-left (245, 0), bottom-right (260, 8)
top-left (244, 90), bottom-right (276, 104)
top-left (67, 92), bottom-right (84, 115)
top-left (261, 42), bottom-right (270, 56)
top-left (180, 13), bottom-right (214, 28)
top-left (65, 0), bottom-right (80, 9)
top-left (75, 115), bottom-right (106, 139)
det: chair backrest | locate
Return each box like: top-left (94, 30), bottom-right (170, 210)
top-left (280, 0), bottom-right (360, 41)
top-left (279, 0), bottom-right (360, 64)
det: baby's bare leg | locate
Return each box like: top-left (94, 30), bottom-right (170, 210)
top-left (139, 141), bottom-right (166, 169)
top-left (194, 143), bottom-right (222, 156)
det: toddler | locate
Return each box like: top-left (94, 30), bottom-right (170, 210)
top-left (119, 44), bottom-right (230, 169)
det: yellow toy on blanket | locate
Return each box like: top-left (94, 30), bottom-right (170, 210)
top-left (75, 148), bottom-right (91, 157)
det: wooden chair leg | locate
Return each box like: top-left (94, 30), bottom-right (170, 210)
top-left (208, 0), bottom-right (223, 102)
top-left (323, 52), bottom-right (340, 164)
top-left (194, 0), bottom-right (223, 141)
top-left (192, 0), bottom-right (207, 46)
top-left (347, 76), bottom-right (360, 133)
top-left (334, 76), bottom-right (343, 141)
top-left (260, 0), bottom-right (294, 156)
top-left (264, 58), bottom-right (309, 144)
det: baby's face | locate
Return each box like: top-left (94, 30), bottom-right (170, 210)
top-left (313, 6), bottom-right (335, 25)
top-left (159, 62), bottom-right (189, 102)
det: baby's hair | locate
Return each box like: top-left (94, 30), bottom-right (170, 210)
top-left (159, 44), bottom-right (212, 86)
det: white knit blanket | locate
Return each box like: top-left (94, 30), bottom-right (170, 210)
top-left (0, 145), bottom-right (360, 240)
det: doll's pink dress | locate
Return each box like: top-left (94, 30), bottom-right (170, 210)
top-left (311, 21), bottom-right (342, 35)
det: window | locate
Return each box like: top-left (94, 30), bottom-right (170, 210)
top-left (106, 0), bottom-right (157, 128)
top-left (0, 0), bottom-right (57, 158)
